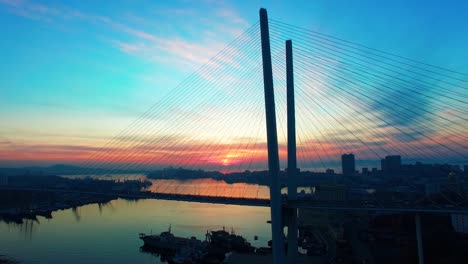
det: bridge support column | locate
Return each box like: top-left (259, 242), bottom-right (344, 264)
top-left (259, 8), bottom-right (285, 264)
top-left (415, 213), bottom-right (424, 264)
top-left (286, 39), bottom-right (298, 264)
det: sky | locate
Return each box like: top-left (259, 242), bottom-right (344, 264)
top-left (0, 0), bottom-right (467, 170)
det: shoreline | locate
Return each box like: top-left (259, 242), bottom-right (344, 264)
top-left (0, 194), bottom-right (116, 224)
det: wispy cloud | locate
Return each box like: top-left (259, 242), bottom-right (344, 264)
top-left (103, 17), bottom-right (247, 71)
top-left (0, 140), bottom-right (12, 145)
top-left (0, 0), bottom-right (251, 73)
top-left (0, 1), bottom-right (266, 168)
top-left (0, 0), bottom-right (86, 21)
top-left (215, 7), bottom-right (249, 27)
top-left (152, 6), bottom-right (197, 17)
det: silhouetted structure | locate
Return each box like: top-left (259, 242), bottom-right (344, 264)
top-left (259, 8), bottom-right (285, 264)
top-left (362, 167), bottom-right (369, 176)
top-left (381, 155), bottom-right (402, 173)
top-left (341, 154), bottom-right (355, 176)
top-left (286, 39), bottom-right (298, 264)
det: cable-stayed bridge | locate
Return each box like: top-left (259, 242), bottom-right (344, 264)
top-left (58, 8), bottom-right (467, 212)
top-left (5, 8), bottom-right (467, 264)
top-left (75, 15), bottom-right (467, 176)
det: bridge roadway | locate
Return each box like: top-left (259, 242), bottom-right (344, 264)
top-left (1, 186), bottom-right (468, 214)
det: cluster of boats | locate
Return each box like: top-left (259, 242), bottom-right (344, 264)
top-left (139, 226), bottom-right (255, 264)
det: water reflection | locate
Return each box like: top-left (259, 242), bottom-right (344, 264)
top-left (3, 219), bottom-right (39, 240)
top-left (0, 198), bottom-right (271, 264)
top-left (1, 175), bottom-right (317, 262)
top-left (62, 174), bottom-right (315, 199)
top-left (63, 174), bottom-right (147, 182)
top-left (145, 178), bottom-right (315, 199)
top-left (72, 207), bottom-right (81, 222)
top-left (20, 219), bottom-right (38, 240)
top-left (145, 178), bottom-right (272, 199)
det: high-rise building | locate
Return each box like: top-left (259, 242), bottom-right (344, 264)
top-left (341, 154), bottom-right (355, 176)
top-left (381, 155), bottom-right (401, 173)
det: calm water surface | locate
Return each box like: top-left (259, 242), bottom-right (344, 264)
top-left (0, 177), bottom-right (275, 264)
top-left (64, 174), bottom-right (315, 198)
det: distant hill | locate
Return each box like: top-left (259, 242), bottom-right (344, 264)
top-left (23, 164), bottom-right (88, 174)
top-left (0, 164), bottom-right (342, 187)
top-left (0, 164), bottom-right (147, 176)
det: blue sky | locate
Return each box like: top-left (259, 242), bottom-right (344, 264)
top-left (0, 0), bottom-right (467, 167)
